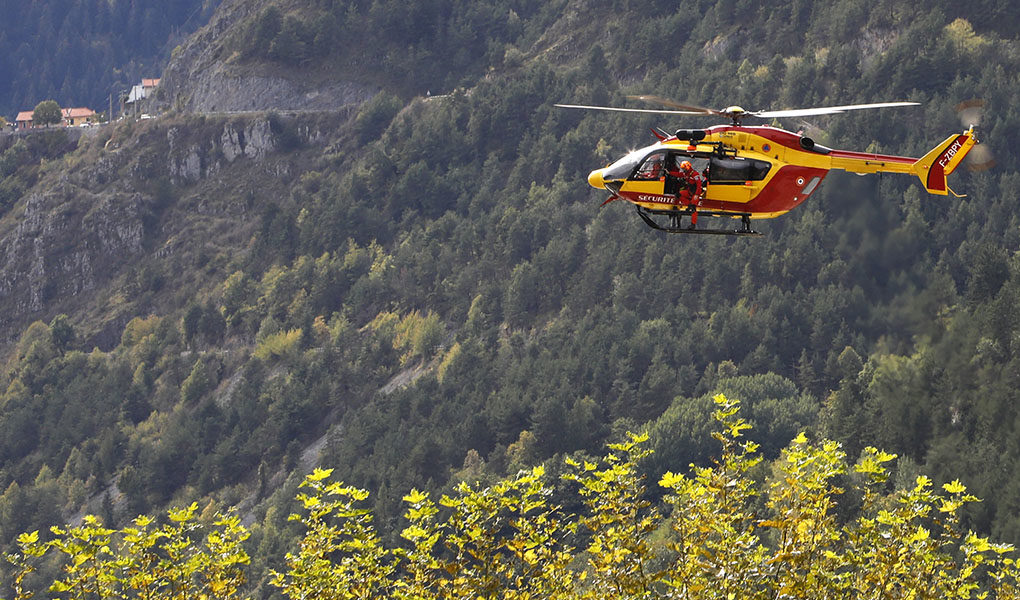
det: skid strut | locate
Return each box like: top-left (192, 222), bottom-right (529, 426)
top-left (635, 206), bottom-right (761, 236)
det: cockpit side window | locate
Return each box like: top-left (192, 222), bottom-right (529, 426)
top-left (708, 156), bottom-right (772, 182)
top-left (630, 152), bottom-right (669, 180)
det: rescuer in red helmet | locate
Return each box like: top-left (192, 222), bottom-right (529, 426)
top-left (669, 158), bottom-right (704, 227)
top-left (670, 159), bottom-right (703, 205)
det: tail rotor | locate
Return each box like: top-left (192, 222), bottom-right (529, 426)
top-left (956, 99), bottom-right (995, 172)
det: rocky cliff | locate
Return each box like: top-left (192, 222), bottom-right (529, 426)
top-left (155, 0), bottom-right (376, 113)
top-left (0, 112), bottom-right (347, 348)
top-left (0, 183), bottom-right (145, 322)
top-left (0, 0), bottom-right (382, 351)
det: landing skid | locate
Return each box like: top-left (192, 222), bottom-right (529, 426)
top-left (636, 206), bottom-right (762, 236)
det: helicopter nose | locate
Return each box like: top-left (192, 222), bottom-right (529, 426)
top-left (587, 168), bottom-right (606, 189)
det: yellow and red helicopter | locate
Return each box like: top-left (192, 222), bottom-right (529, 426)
top-left (557, 96), bottom-right (981, 235)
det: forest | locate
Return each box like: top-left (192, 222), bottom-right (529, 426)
top-left (0, 0), bottom-right (1019, 596)
top-left (8, 397), bottom-right (1020, 599)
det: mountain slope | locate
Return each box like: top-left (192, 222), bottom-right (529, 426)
top-left (1, 0), bottom-right (1020, 594)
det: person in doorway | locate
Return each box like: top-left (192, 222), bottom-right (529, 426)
top-left (672, 160), bottom-right (703, 204)
top-left (667, 159), bottom-right (704, 228)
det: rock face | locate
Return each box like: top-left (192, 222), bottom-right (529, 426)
top-left (170, 65), bottom-right (377, 114)
top-left (219, 118), bottom-right (274, 161)
top-left (0, 185), bottom-right (145, 320)
top-left (167, 116), bottom-right (323, 183)
top-left (155, 0), bottom-right (376, 113)
top-left (0, 110), bottom-right (339, 343)
top-left (0, 0), bottom-right (372, 344)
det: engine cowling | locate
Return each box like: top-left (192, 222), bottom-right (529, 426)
top-left (675, 129), bottom-right (707, 142)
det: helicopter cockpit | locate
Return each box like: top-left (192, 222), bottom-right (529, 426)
top-left (605, 148), bottom-right (710, 181)
top-left (602, 148), bottom-right (651, 181)
top-left (606, 146), bottom-right (772, 185)
top-left (632, 152), bottom-right (669, 180)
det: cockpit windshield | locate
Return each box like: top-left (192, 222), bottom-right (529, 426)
top-left (602, 147), bottom-right (656, 181)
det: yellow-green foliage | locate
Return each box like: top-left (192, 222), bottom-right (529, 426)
top-left (393, 310), bottom-right (443, 365)
top-left (4, 505), bottom-right (248, 600)
top-left (119, 315), bottom-right (162, 348)
top-left (371, 310), bottom-right (445, 365)
top-left (436, 342), bottom-right (461, 384)
top-left (270, 470), bottom-right (394, 600)
top-left (367, 243), bottom-right (392, 280)
top-left (179, 358), bottom-right (211, 403)
top-left (944, 18), bottom-right (989, 54)
top-left (367, 310), bottom-right (400, 339)
top-left (6, 395), bottom-right (1020, 599)
top-left (8, 321), bottom-right (56, 375)
top-left (253, 328), bottom-right (302, 361)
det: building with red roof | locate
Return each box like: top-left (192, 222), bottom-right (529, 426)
top-left (14, 107), bottom-right (97, 129)
top-left (125, 78), bottom-right (160, 115)
top-left (15, 111), bottom-right (34, 129)
top-left (62, 107), bottom-right (96, 126)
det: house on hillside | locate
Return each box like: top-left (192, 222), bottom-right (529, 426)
top-left (62, 107), bottom-right (96, 126)
top-left (14, 107), bottom-right (97, 128)
top-left (14, 111), bottom-right (33, 129)
top-left (124, 78), bottom-right (160, 115)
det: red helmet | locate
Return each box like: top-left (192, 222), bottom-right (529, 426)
top-left (679, 160), bottom-right (693, 170)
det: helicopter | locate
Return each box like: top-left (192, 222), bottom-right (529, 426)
top-left (556, 97), bottom-right (981, 236)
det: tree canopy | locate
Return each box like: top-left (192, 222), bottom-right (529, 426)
top-left (6, 396), bottom-right (1020, 599)
top-left (31, 100), bottom-right (61, 127)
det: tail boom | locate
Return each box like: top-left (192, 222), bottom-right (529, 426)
top-left (825, 127), bottom-right (977, 195)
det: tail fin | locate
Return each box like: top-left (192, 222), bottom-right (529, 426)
top-left (911, 126), bottom-right (977, 195)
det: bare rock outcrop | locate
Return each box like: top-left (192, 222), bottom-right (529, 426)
top-left (0, 185), bottom-right (145, 319)
top-left (155, 0), bottom-right (376, 113)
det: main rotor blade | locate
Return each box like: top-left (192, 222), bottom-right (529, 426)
top-left (753, 101), bottom-right (920, 119)
top-left (554, 103), bottom-right (707, 115)
top-left (626, 95), bottom-right (720, 116)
